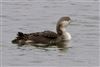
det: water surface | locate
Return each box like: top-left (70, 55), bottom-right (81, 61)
top-left (1, 0), bottom-right (99, 67)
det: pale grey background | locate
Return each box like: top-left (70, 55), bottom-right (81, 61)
top-left (0, 0), bottom-right (99, 67)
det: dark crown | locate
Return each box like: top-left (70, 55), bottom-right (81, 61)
top-left (60, 16), bottom-right (71, 21)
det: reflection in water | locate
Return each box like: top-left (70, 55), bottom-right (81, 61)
top-left (56, 40), bottom-right (71, 52)
top-left (12, 38), bottom-right (71, 52)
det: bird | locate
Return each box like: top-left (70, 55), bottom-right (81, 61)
top-left (12, 16), bottom-right (72, 47)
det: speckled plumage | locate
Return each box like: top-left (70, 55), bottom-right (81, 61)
top-left (12, 16), bottom-right (71, 47)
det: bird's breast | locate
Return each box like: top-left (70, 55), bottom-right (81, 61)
top-left (62, 32), bottom-right (71, 41)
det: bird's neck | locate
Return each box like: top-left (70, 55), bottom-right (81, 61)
top-left (56, 26), bottom-right (71, 41)
top-left (56, 25), bottom-right (66, 36)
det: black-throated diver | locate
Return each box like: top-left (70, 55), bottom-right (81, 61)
top-left (12, 16), bottom-right (71, 47)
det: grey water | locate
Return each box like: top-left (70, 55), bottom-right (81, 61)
top-left (0, 0), bottom-right (99, 67)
